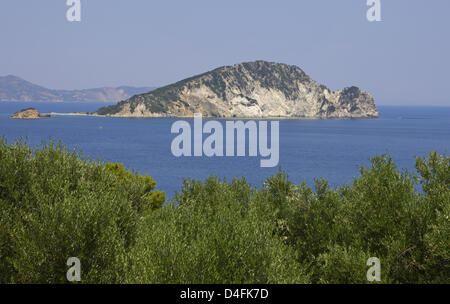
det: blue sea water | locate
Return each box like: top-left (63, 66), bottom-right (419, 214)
top-left (0, 102), bottom-right (449, 199)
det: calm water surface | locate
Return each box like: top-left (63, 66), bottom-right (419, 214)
top-left (1, 102), bottom-right (449, 198)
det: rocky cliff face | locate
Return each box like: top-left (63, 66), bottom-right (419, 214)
top-left (96, 61), bottom-right (378, 118)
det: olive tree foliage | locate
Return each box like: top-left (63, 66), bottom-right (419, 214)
top-left (0, 138), bottom-right (164, 283)
top-left (0, 137), bottom-right (448, 283)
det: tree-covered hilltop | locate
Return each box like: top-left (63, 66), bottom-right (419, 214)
top-left (0, 139), bottom-right (448, 283)
top-left (95, 61), bottom-right (379, 118)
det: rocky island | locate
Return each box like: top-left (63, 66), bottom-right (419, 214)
top-left (11, 108), bottom-right (50, 119)
top-left (95, 61), bottom-right (379, 119)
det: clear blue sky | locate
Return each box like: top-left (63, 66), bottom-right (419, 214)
top-left (1, 0), bottom-right (449, 105)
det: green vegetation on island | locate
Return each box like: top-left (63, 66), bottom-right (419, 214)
top-left (95, 61), bottom-right (379, 118)
top-left (0, 138), bottom-right (448, 283)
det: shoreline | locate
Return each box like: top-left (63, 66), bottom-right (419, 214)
top-left (46, 112), bottom-right (98, 117)
top-left (46, 112), bottom-right (379, 120)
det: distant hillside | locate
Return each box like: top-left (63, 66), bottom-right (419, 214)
top-left (0, 75), bottom-right (155, 102)
top-left (96, 61), bottom-right (378, 119)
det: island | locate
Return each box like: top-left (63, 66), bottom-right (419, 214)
top-left (95, 61), bottom-right (379, 119)
top-left (11, 108), bottom-right (50, 119)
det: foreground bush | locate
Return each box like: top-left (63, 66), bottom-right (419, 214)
top-left (269, 153), bottom-right (449, 283)
top-left (0, 138), bottom-right (164, 283)
top-left (0, 138), bottom-right (448, 283)
top-left (122, 177), bottom-right (308, 283)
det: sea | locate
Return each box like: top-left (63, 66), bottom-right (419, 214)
top-left (0, 102), bottom-right (449, 199)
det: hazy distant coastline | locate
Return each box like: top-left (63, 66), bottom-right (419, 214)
top-left (0, 75), bottom-right (155, 103)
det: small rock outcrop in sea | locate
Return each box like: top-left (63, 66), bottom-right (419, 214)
top-left (11, 108), bottom-right (49, 119)
top-left (95, 61), bottom-right (379, 119)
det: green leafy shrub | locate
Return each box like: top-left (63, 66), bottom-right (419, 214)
top-left (270, 153), bottom-right (449, 283)
top-left (0, 138), bottom-right (448, 284)
top-left (0, 138), bottom-right (164, 283)
top-left (415, 152), bottom-right (450, 283)
top-left (122, 177), bottom-right (309, 284)
top-left (314, 244), bottom-right (372, 284)
top-left (104, 162), bottom-right (165, 213)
